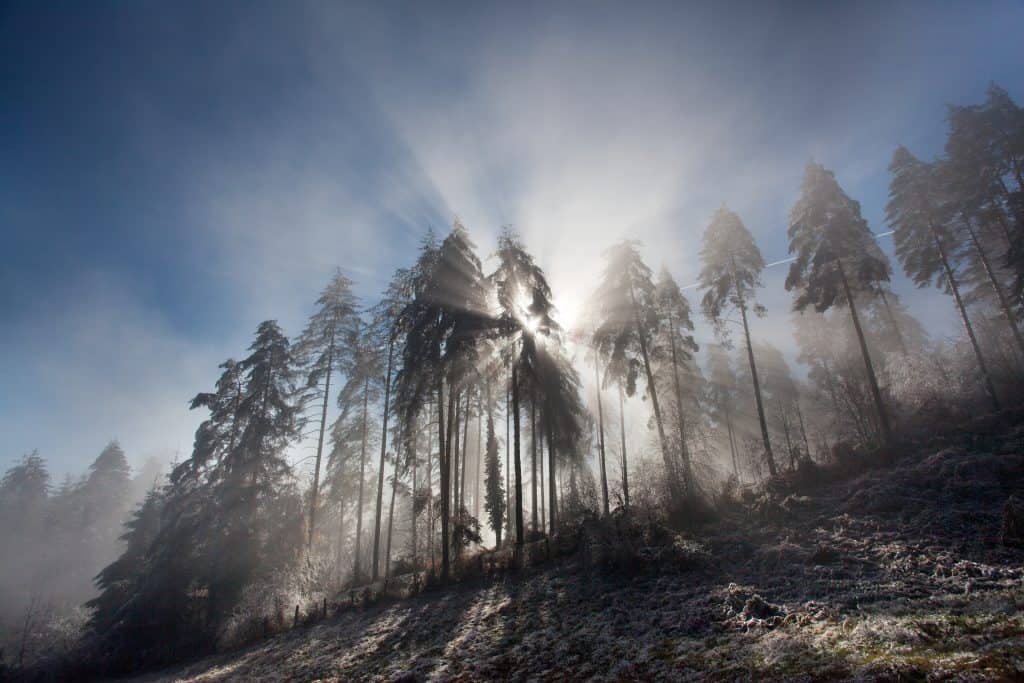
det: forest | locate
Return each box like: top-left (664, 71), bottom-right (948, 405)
top-left (3, 84), bottom-right (1024, 681)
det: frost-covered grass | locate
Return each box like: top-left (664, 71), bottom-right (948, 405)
top-left (132, 426), bottom-right (1024, 681)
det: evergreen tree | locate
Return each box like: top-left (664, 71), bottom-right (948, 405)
top-left (295, 270), bottom-right (358, 552)
top-left (786, 162), bottom-right (894, 446)
top-left (483, 406), bottom-right (505, 548)
top-left (336, 319), bottom-right (382, 581)
top-left (208, 320), bottom-right (302, 615)
top-left (945, 84), bottom-right (1024, 297)
top-left (395, 221), bottom-right (489, 582)
top-left (592, 241), bottom-right (679, 502)
top-left (698, 206), bottom-right (776, 475)
top-left (886, 147), bottom-right (1001, 410)
top-left (706, 344), bottom-right (741, 481)
top-left (370, 268), bottom-right (414, 581)
top-left (87, 487), bottom-right (164, 637)
top-left (490, 226), bottom-right (559, 547)
top-left (654, 268), bottom-right (700, 495)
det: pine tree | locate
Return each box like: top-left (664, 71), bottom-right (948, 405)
top-left (886, 147), bottom-right (1001, 411)
top-left (787, 162), bottom-right (894, 446)
top-left (87, 486), bottom-right (164, 636)
top-left (699, 206), bottom-right (776, 476)
top-left (654, 268), bottom-right (700, 495)
top-left (395, 221), bottom-right (489, 582)
top-left (370, 268), bottom-right (414, 581)
top-left (490, 226), bottom-right (559, 548)
top-left (296, 270), bottom-right (357, 552)
top-left (483, 405), bottom-right (505, 548)
top-left (706, 344), bottom-right (741, 481)
top-left (592, 241), bottom-right (679, 502)
top-left (209, 320), bottom-right (302, 614)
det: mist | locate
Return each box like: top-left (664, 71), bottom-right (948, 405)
top-left (3, 1), bottom-right (1024, 679)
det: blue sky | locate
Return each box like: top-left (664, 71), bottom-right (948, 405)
top-left (2, 1), bottom-right (1022, 477)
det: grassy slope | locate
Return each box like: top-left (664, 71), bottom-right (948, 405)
top-left (133, 422), bottom-right (1024, 682)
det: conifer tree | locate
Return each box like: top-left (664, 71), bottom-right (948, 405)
top-left (296, 270), bottom-right (357, 552)
top-left (654, 268), bottom-right (700, 495)
top-left (699, 206), bottom-right (776, 475)
top-left (592, 241), bottom-right (679, 501)
top-left (483, 402), bottom-right (505, 548)
top-left (787, 163), bottom-right (894, 445)
top-left (886, 147), bottom-right (1001, 411)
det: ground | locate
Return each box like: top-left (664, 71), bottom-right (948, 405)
top-left (132, 422), bottom-right (1024, 682)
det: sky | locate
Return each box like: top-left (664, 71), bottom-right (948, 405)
top-left (2, 1), bottom-right (1023, 479)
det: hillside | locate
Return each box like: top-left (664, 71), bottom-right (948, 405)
top-left (133, 420), bottom-right (1024, 682)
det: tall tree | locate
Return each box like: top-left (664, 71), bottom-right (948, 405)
top-left (592, 241), bottom-right (679, 502)
top-left (395, 222), bottom-right (488, 582)
top-left (887, 147), bottom-right (1001, 411)
top-left (490, 227), bottom-right (559, 548)
top-left (699, 206), bottom-right (776, 476)
top-left (654, 268), bottom-right (700, 495)
top-left (338, 320), bottom-right (382, 580)
top-left (945, 84), bottom-right (1024, 298)
top-left (370, 268), bottom-right (414, 581)
top-left (209, 320), bottom-right (302, 614)
top-left (787, 163), bottom-right (895, 445)
top-left (296, 270), bottom-right (357, 552)
top-left (483, 397), bottom-right (505, 549)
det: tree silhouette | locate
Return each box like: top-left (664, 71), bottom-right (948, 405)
top-left (296, 269), bottom-right (357, 552)
top-left (592, 241), bottom-right (680, 501)
top-left (483, 398), bottom-right (505, 549)
top-left (491, 227), bottom-right (559, 546)
top-left (886, 147), bottom-right (1001, 411)
top-left (654, 268), bottom-right (700, 495)
top-left (787, 163), bottom-right (894, 446)
top-left (369, 267), bottom-right (415, 581)
top-left (395, 221), bottom-right (488, 582)
top-left (699, 206), bottom-right (776, 476)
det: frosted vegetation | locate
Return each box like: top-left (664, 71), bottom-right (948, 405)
top-left (4, 85), bottom-right (1024, 680)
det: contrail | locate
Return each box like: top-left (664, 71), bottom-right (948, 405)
top-left (679, 230), bottom-right (895, 290)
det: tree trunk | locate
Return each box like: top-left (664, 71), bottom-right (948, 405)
top-left (796, 401), bottom-right (811, 461)
top-left (427, 403), bottom-right (434, 570)
top-left (738, 296), bottom-right (777, 476)
top-left (593, 357), bottom-right (610, 516)
top-left (531, 399), bottom-right (538, 533)
top-left (384, 452), bottom-right (398, 580)
top-left (877, 288), bottom-right (909, 355)
top-left (307, 327), bottom-right (334, 552)
top-left (964, 218), bottom-right (1024, 359)
top-left (354, 375), bottom-right (370, 580)
top-left (837, 263), bottom-right (895, 444)
top-left (475, 392), bottom-right (482, 525)
top-left (439, 378), bottom-right (451, 583)
top-left (411, 412), bottom-right (418, 569)
top-left (460, 390), bottom-right (470, 515)
top-left (628, 284), bottom-right (678, 501)
top-left (930, 232), bottom-right (1001, 412)
top-left (666, 308), bottom-right (693, 495)
top-left (452, 392), bottom-right (461, 526)
top-left (618, 383), bottom-right (630, 508)
top-left (512, 363), bottom-right (524, 549)
top-left (547, 416), bottom-right (557, 536)
top-left (724, 405), bottom-right (740, 481)
top-left (781, 408), bottom-right (795, 471)
top-left (371, 340), bottom-right (395, 581)
top-left (539, 428), bottom-right (545, 533)
top-left (506, 371), bottom-right (512, 546)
